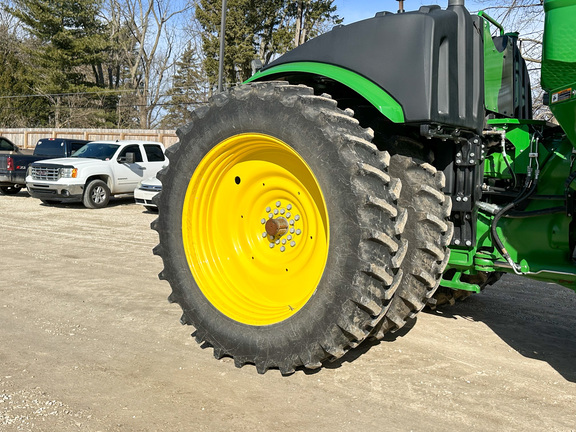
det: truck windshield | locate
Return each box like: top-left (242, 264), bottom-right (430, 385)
top-left (72, 143), bottom-right (120, 160)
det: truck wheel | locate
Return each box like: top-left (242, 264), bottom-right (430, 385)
top-left (0, 185), bottom-right (21, 195)
top-left (83, 179), bottom-right (110, 209)
top-left (371, 144), bottom-right (453, 338)
top-left (152, 82), bottom-right (407, 374)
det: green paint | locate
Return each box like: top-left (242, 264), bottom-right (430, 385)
top-left (447, 119), bottom-right (576, 291)
top-left (247, 62), bottom-right (405, 123)
top-left (542, 0), bottom-right (576, 91)
top-left (481, 13), bottom-right (505, 114)
top-left (441, 271), bottom-right (481, 293)
top-left (542, 0), bottom-right (576, 149)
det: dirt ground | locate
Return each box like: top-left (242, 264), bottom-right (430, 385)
top-left (2, 191), bottom-right (576, 432)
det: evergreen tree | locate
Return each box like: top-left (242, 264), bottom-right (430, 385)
top-left (6, 0), bottom-right (114, 127)
top-left (195, 0), bottom-right (341, 92)
top-left (0, 26), bottom-right (50, 126)
top-left (160, 43), bottom-right (208, 129)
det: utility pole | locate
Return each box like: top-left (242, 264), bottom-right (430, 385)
top-left (217, 0), bottom-right (227, 93)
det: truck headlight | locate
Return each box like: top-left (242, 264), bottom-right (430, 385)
top-left (60, 167), bottom-right (78, 178)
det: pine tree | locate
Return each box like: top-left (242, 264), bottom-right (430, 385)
top-left (160, 43), bottom-right (208, 129)
top-left (6, 0), bottom-right (113, 127)
top-left (0, 27), bottom-right (50, 126)
top-left (195, 0), bottom-right (341, 92)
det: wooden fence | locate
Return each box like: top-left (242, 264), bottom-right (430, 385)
top-left (0, 128), bottom-right (179, 149)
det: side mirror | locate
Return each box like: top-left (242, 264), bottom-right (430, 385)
top-left (118, 152), bottom-right (135, 164)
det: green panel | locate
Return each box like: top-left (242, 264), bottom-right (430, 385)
top-left (542, 0), bottom-right (576, 91)
top-left (543, 0), bottom-right (576, 149)
top-left (480, 13), bottom-right (504, 113)
top-left (485, 119), bottom-right (551, 177)
top-left (246, 62), bottom-right (405, 123)
top-left (548, 82), bottom-right (576, 148)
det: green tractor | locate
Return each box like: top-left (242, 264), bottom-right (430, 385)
top-left (153, 0), bottom-right (576, 374)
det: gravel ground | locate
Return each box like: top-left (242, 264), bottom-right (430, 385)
top-left (2, 190), bottom-right (576, 431)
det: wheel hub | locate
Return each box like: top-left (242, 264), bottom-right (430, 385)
top-left (265, 216), bottom-right (288, 237)
top-left (260, 201), bottom-right (303, 252)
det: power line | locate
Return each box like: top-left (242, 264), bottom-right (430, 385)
top-left (0, 85), bottom-right (206, 100)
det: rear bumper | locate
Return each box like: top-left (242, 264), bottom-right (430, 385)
top-left (0, 172), bottom-right (26, 187)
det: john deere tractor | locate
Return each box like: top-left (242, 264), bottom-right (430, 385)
top-left (153, 0), bottom-right (576, 374)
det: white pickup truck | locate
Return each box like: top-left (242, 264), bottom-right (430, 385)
top-left (26, 140), bottom-right (166, 208)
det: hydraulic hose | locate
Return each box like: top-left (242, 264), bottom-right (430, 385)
top-left (490, 179), bottom-right (538, 274)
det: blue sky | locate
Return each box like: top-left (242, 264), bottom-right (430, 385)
top-left (334, 0), bottom-right (485, 24)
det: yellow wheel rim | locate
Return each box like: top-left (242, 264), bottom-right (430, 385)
top-left (182, 133), bottom-right (329, 325)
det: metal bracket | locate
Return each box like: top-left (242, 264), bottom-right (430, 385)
top-left (450, 136), bottom-right (484, 247)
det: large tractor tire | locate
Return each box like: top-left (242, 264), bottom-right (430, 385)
top-left (152, 82), bottom-right (408, 374)
top-left (371, 138), bottom-right (453, 338)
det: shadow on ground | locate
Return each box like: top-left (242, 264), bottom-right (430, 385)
top-left (427, 274), bottom-right (576, 382)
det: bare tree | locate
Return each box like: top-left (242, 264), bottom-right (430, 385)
top-left (108, 0), bottom-right (192, 128)
top-left (474, 0), bottom-right (551, 120)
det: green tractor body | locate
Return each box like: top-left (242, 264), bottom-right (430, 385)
top-left (154, 0), bottom-right (576, 373)
top-left (248, 0), bottom-right (576, 293)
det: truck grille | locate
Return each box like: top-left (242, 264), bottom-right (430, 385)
top-left (31, 166), bottom-right (60, 181)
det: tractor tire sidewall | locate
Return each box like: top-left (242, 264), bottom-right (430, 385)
top-left (83, 179), bottom-right (110, 209)
top-left (158, 84), bottom-right (399, 368)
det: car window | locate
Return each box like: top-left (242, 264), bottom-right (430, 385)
top-left (71, 142), bottom-right (88, 153)
top-left (35, 139), bottom-right (66, 157)
top-left (144, 144), bottom-right (165, 162)
top-left (0, 138), bottom-right (15, 151)
top-left (118, 144), bottom-right (143, 162)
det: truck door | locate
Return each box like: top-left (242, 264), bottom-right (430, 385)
top-left (114, 144), bottom-right (146, 192)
